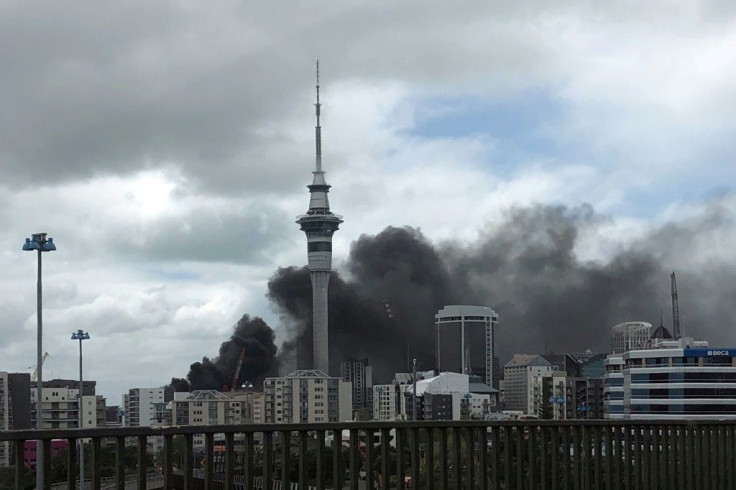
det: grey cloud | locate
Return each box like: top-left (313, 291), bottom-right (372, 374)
top-left (106, 204), bottom-right (294, 264)
top-left (0, 1), bottom-right (602, 193)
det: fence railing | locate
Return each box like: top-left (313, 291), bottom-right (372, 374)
top-left (2, 419), bottom-right (736, 489)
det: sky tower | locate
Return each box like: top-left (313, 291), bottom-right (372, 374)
top-left (296, 62), bottom-right (343, 374)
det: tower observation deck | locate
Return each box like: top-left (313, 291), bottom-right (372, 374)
top-left (296, 62), bottom-right (343, 374)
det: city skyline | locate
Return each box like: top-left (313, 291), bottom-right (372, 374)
top-left (0, 2), bottom-right (735, 401)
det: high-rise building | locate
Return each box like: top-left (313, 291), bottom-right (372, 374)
top-left (503, 354), bottom-right (552, 414)
top-left (122, 387), bottom-right (172, 428)
top-left (621, 338), bottom-right (736, 419)
top-left (296, 63), bottom-right (343, 374)
top-left (435, 305), bottom-right (499, 387)
top-left (340, 358), bottom-right (373, 413)
top-left (0, 372), bottom-right (31, 467)
top-left (263, 370), bottom-right (351, 423)
top-left (123, 386), bottom-right (174, 452)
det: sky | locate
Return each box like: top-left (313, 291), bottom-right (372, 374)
top-left (1, 1), bottom-right (735, 403)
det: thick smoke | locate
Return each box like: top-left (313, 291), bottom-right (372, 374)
top-left (171, 314), bottom-right (279, 391)
top-left (267, 202), bottom-right (736, 384)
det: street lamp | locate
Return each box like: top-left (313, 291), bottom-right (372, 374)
top-left (23, 232), bottom-right (56, 490)
top-left (71, 330), bottom-right (90, 489)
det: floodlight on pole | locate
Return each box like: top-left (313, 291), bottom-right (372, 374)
top-left (22, 232), bottom-right (56, 490)
top-left (71, 329), bottom-right (90, 489)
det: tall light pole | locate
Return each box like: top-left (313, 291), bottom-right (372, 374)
top-left (23, 232), bottom-right (56, 490)
top-left (71, 330), bottom-right (90, 489)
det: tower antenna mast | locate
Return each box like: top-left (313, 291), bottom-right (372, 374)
top-left (315, 59), bottom-right (321, 173)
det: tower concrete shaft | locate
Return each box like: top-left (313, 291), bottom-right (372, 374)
top-left (296, 62), bottom-right (343, 374)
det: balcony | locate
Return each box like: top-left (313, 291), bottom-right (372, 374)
top-left (1, 419), bottom-right (735, 489)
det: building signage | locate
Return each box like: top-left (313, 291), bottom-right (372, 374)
top-left (683, 349), bottom-right (736, 357)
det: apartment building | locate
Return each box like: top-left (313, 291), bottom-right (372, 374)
top-left (263, 370), bottom-right (351, 423)
top-left (30, 379), bottom-right (97, 430)
top-left (171, 390), bottom-right (260, 450)
top-left (503, 355), bottom-right (552, 414)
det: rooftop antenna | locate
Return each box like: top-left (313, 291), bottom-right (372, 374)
top-left (314, 59), bottom-right (322, 173)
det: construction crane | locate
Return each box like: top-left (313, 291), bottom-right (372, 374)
top-left (671, 271), bottom-right (682, 339)
top-left (229, 347), bottom-right (246, 392)
top-left (29, 352), bottom-right (48, 382)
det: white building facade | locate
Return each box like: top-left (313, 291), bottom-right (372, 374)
top-left (263, 370), bottom-right (351, 423)
top-left (503, 355), bottom-right (553, 414)
top-left (603, 356), bottom-right (625, 419)
top-left (622, 339), bottom-right (736, 419)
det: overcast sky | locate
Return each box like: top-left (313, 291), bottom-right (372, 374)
top-left (2, 1), bottom-right (735, 403)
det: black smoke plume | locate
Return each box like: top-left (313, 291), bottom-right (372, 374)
top-left (266, 202), bottom-right (736, 384)
top-left (171, 314), bottom-right (280, 391)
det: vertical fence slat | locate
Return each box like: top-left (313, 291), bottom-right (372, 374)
top-left (465, 427), bottom-right (474, 490)
top-left (525, 426), bottom-right (534, 490)
top-left (426, 428), bottom-right (435, 490)
top-left (397, 428), bottom-right (406, 490)
top-left (333, 429), bottom-right (341, 490)
top-left (91, 436), bottom-right (100, 490)
top-left (163, 434), bottom-right (174, 489)
top-left (204, 432), bottom-right (214, 490)
top-left (572, 426), bottom-right (580, 490)
top-left (728, 426), bottom-right (734, 490)
top-left (282, 430), bottom-right (291, 488)
top-left (491, 426), bottom-right (501, 490)
top-left (582, 426), bottom-right (590, 490)
top-left (685, 425), bottom-right (694, 490)
top-left (641, 426), bottom-right (649, 490)
top-left (225, 432), bottom-right (234, 490)
top-left (515, 427), bottom-right (523, 490)
top-left (439, 427), bottom-right (448, 490)
top-left (264, 431), bottom-right (273, 490)
top-left (480, 427), bottom-right (488, 490)
top-left (298, 430), bottom-right (307, 490)
top-left (539, 427), bottom-right (547, 490)
top-left (67, 437), bottom-right (77, 489)
top-left (594, 426), bottom-right (601, 490)
top-left (137, 434), bottom-right (147, 490)
top-left (14, 439), bottom-right (24, 490)
top-left (316, 430), bottom-right (325, 490)
top-left (365, 429), bottom-right (374, 490)
top-left (719, 425), bottom-right (726, 490)
top-left (115, 435), bottom-right (126, 490)
top-left (43, 437), bottom-right (51, 488)
top-left (667, 425), bottom-right (673, 490)
top-left (551, 427), bottom-right (559, 490)
top-left (623, 425), bottom-right (631, 490)
top-left (244, 432), bottom-right (254, 490)
top-left (380, 428), bottom-right (389, 490)
top-left (560, 425), bottom-right (572, 490)
top-left (653, 425), bottom-right (660, 490)
top-left (453, 427), bottom-right (461, 490)
top-left (349, 429), bottom-right (359, 490)
top-left (694, 425), bottom-right (702, 490)
top-left (411, 427), bottom-right (420, 490)
top-left (604, 427), bottom-right (612, 490)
